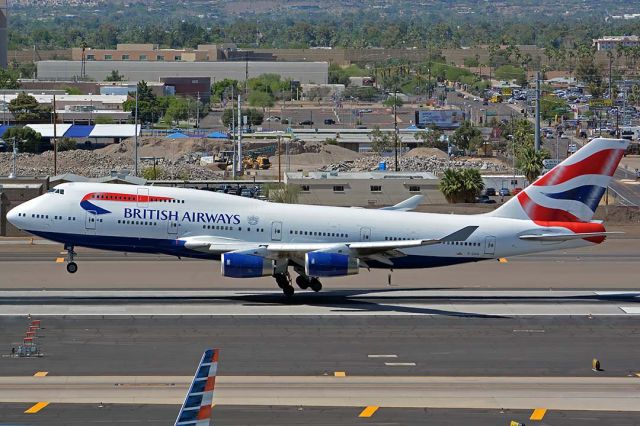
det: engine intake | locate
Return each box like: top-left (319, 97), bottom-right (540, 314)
top-left (221, 253), bottom-right (273, 278)
top-left (305, 251), bottom-right (359, 277)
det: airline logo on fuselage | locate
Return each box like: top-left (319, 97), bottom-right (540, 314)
top-left (124, 208), bottom-right (240, 225)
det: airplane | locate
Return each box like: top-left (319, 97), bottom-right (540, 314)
top-left (175, 348), bottom-right (219, 426)
top-left (6, 137), bottom-right (628, 297)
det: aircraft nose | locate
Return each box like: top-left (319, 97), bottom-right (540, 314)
top-left (6, 206), bottom-right (19, 226)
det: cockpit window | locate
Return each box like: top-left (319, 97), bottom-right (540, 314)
top-left (50, 189), bottom-right (65, 195)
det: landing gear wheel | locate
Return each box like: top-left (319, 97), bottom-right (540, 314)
top-left (295, 275), bottom-right (310, 290)
top-left (282, 285), bottom-right (295, 297)
top-left (309, 278), bottom-right (322, 292)
top-left (275, 273), bottom-right (289, 289)
top-left (66, 262), bottom-right (78, 274)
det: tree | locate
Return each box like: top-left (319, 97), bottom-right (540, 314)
top-left (0, 69), bottom-right (20, 89)
top-left (3, 127), bottom-right (44, 153)
top-left (414, 128), bottom-right (446, 151)
top-left (211, 79), bottom-right (239, 102)
top-left (222, 108), bottom-right (264, 127)
top-left (439, 168), bottom-right (484, 203)
top-left (368, 126), bottom-right (392, 155)
top-left (264, 183), bottom-right (300, 203)
top-left (517, 144), bottom-right (549, 184)
top-left (105, 70), bottom-right (125, 82)
top-left (575, 57), bottom-right (602, 86)
top-left (383, 96), bottom-right (404, 108)
top-left (123, 81), bottom-right (161, 124)
top-left (64, 87), bottom-right (83, 95)
top-left (450, 121), bottom-right (483, 152)
top-left (248, 90), bottom-right (275, 108)
top-left (8, 92), bottom-right (51, 122)
top-left (142, 165), bottom-right (165, 180)
top-left (94, 115), bottom-right (114, 124)
top-left (163, 97), bottom-right (189, 124)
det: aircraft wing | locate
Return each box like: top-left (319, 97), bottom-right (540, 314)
top-left (380, 195), bottom-right (424, 212)
top-left (180, 226), bottom-right (478, 259)
top-left (175, 348), bottom-right (220, 426)
top-left (519, 231), bottom-right (622, 242)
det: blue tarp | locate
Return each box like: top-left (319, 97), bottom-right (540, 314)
top-left (404, 124), bottom-right (418, 130)
top-left (64, 125), bottom-right (95, 138)
top-left (166, 132), bottom-right (189, 139)
top-left (0, 125), bottom-right (11, 137)
top-left (206, 131), bottom-right (229, 139)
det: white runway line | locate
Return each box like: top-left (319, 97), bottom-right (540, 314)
top-left (384, 363), bottom-right (417, 366)
top-left (368, 355), bottom-right (398, 358)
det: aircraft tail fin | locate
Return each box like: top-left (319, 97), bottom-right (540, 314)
top-left (487, 138), bottom-right (628, 222)
top-left (175, 349), bottom-right (219, 426)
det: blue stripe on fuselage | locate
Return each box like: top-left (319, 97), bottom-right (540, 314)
top-left (26, 230), bottom-right (483, 268)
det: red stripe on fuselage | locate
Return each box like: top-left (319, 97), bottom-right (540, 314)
top-left (81, 192), bottom-right (174, 203)
top-left (534, 149), bottom-right (624, 187)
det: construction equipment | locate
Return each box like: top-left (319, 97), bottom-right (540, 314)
top-left (243, 154), bottom-right (271, 170)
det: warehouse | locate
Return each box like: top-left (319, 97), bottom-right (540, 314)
top-left (36, 61), bottom-right (329, 85)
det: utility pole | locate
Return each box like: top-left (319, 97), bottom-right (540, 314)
top-left (237, 94), bottom-right (242, 175)
top-left (277, 135), bottom-right (282, 183)
top-left (394, 88), bottom-right (399, 171)
top-left (195, 92), bottom-right (200, 129)
top-left (134, 85), bottom-right (139, 176)
top-left (534, 71), bottom-right (541, 152)
top-left (52, 94), bottom-right (58, 175)
top-left (231, 87), bottom-right (236, 179)
top-left (8, 138), bottom-right (17, 179)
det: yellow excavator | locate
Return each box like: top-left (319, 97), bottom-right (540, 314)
top-left (243, 155), bottom-right (271, 170)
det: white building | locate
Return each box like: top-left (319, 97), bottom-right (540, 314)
top-left (593, 36), bottom-right (640, 51)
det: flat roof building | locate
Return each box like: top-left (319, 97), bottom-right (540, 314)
top-left (36, 61), bottom-right (329, 84)
top-left (593, 36), bottom-right (640, 50)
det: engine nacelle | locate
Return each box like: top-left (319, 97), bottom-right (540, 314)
top-left (221, 253), bottom-right (273, 278)
top-left (305, 251), bottom-right (359, 277)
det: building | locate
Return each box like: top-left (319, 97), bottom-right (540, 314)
top-left (0, 177), bottom-right (48, 237)
top-left (36, 61), bottom-right (329, 85)
top-left (71, 43), bottom-right (275, 63)
top-left (0, 0), bottom-right (7, 69)
top-left (284, 171), bottom-right (445, 207)
top-left (160, 77), bottom-right (211, 102)
top-left (593, 36), bottom-right (640, 51)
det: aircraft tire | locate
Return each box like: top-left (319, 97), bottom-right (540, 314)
top-left (295, 275), bottom-right (310, 289)
top-left (309, 278), bottom-right (322, 292)
top-left (282, 285), bottom-right (295, 297)
top-left (66, 262), bottom-right (78, 274)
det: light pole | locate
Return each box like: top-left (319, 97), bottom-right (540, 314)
top-left (134, 84), bottom-right (139, 177)
top-left (8, 137), bottom-right (17, 179)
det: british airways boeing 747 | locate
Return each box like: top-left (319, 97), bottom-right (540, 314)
top-left (7, 138), bottom-right (627, 296)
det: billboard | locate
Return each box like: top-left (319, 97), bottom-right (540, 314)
top-left (414, 109), bottom-right (466, 130)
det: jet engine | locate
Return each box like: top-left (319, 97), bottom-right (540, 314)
top-left (221, 252), bottom-right (273, 278)
top-left (305, 251), bottom-right (359, 277)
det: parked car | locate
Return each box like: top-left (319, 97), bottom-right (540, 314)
top-left (499, 188), bottom-right (511, 197)
top-left (324, 118), bottom-right (336, 125)
top-left (265, 116), bottom-right (281, 122)
top-left (298, 120), bottom-right (314, 126)
top-left (511, 187), bottom-right (523, 195)
top-left (484, 187), bottom-right (496, 196)
top-left (476, 195), bottom-right (497, 204)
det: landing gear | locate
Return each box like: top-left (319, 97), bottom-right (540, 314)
top-left (295, 275), bottom-right (310, 290)
top-left (309, 278), bottom-right (322, 292)
top-left (274, 272), bottom-right (294, 297)
top-left (66, 262), bottom-right (78, 274)
top-left (64, 245), bottom-right (78, 274)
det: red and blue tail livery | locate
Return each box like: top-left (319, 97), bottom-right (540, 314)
top-left (175, 348), bottom-right (219, 426)
top-left (490, 138), bottom-right (628, 223)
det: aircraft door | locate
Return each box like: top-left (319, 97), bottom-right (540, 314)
top-left (85, 211), bottom-right (97, 234)
top-left (271, 221), bottom-right (282, 241)
top-left (167, 220), bottom-right (178, 236)
top-left (137, 188), bottom-right (149, 208)
top-left (484, 236), bottom-right (496, 255)
top-left (360, 227), bottom-right (371, 242)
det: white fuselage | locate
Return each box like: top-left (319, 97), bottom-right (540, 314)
top-left (7, 182), bottom-right (596, 270)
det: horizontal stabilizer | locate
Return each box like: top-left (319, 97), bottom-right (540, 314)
top-left (519, 232), bottom-right (622, 242)
top-left (380, 195), bottom-right (424, 212)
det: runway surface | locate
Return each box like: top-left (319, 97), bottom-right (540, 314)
top-left (3, 404), bottom-right (640, 426)
top-left (0, 289), bottom-right (639, 317)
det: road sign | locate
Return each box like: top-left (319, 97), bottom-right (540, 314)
top-left (543, 159), bottom-right (561, 169)
top-left (589, 99), bottom-right (613, 107)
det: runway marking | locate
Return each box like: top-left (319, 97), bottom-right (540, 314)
top-left (368, 354), bottom-right (398, 358)
top-left (499, 258), bottom-right (509, 263)
top-left (55, 258), bottom-right (64, 263)
top-left (384, 362), bottom-right (416, 366)
top-left (513, 329), bottom-right (545, 333)
top-left (358, 406), bottom-right (379, 417)
top-left (24, 402), bottom-right (49, 414)
top-left (334, 371), bottom-right (346, 377)
top-left (530, 408), bottom-right (547, 421)
top-left (33, 372), bottom-right (48, 377)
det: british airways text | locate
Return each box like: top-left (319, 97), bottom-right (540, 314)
top-left (124, 208), bottom-right (241, 224)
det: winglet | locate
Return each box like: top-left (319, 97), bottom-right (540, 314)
top-left (439, 226), bottom-right (479, 242)
top-left (175, 349), bottom-right (220, 426)
top-left (381, 195), bottom-right (424, 212)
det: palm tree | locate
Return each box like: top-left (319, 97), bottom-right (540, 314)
top-left (439, 168), bottom-right (484, 203)
top-left (517, 145), bottom-right (549, 184)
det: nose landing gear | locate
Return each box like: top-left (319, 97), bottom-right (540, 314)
top-left (64, 245), bottom-right (78, 274)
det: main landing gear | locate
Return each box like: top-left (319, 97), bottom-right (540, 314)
top-left (64, 245), bottom-right (78, 274)
top-left (273, 271), bottom-right (323, 297)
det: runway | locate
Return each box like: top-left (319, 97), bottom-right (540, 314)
top-left (0, 289), bottom-right (638, 316)
top-left (0, 375), bottom-right (639, 411)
